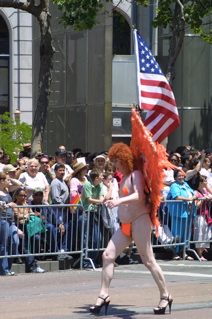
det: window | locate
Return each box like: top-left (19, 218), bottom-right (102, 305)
top-left (0, 15), bottom-right (9, 114)
top-left (113, 11), bottom-right (130, 55)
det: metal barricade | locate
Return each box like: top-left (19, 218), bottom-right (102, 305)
top-left (186, 197), bottom-right (212, 261)
top-left (152, 200), bottom-right (195, 255)
top-left (83, 204), bottom-right (111, 270)
top-left (0, 203), bottom-right (85, 270)
top-left (153, 198), bottom-right (212, 262)
top-left (1, 198), bottom-right (211, 273)
top-left (82, 200), bottom-right (202, 269)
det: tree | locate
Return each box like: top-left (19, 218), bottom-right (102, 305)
top-left (136, 0), bottom-right (212, 85)
top-left (0, 0), bottom-right (112, 157)
top-left (0, 112), bottom-right (32, 163)
top-left (0, 0), bottom-right (54, 157)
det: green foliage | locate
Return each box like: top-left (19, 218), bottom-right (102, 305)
top-left (52, 0), bottom-right (112, 30)
top-left (135, 1), bottom-right (150, 8)
top-left (149, 0), bottom-right (212, 43)
top-left (0, 112), bottom-right (32, 163)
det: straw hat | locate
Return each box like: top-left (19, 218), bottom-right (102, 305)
top-left (72, 162), bottom-right (88, 177)
top-left (23, 143), bottom-right (31, 150)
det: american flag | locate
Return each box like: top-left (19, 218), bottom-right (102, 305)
top-left (134, 29), bottom-right (180, 143)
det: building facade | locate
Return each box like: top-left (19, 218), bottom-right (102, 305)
top-left (0, 8), bottom-right (33, 124)
top-left (1, 1), bottom-right (212, 154)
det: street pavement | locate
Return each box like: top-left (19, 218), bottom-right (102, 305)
top-left (0, 260), bottom-right (212, 319)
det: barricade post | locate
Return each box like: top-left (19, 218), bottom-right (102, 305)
top-left (83, 204), bottom-right (111, 270)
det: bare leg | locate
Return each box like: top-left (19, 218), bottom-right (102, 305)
top-left (92, 228), bottom-right (132, 306)
top-left (132, 214), bottom-right (170, 307)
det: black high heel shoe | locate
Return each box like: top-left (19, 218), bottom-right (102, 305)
top-left (153, 294), bottom-right (173, 314)
top-left (90, 295), bottom-right (110, 315)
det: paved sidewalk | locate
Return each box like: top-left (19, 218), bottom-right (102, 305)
top-left (0, 260), bottom-right (212, 319)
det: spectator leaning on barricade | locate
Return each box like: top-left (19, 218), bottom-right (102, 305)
top-left (167, 169), bottom-right (198, 260)
top-left (0, 173), bottom-right (19, 276)
top-left (13, 188), bottom-right (45, 273)
top-left (50, 163), bottom-right (73, 254)
top-left (80, 168), bottom-right (105, 268)
top-left (29, 188), bottom-right (71, 261)
top-left (70, 161), bottom-right (89, 206)
top-left (194, 175), bottom-right (212, 261)
top-left (18, 158), bottom-right (50, 203)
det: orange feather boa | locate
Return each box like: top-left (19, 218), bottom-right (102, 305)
top-left (130, 108), bottom-right (170, 236)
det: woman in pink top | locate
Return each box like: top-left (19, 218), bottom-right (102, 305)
top-left (70, 162), bottom-right (88, 210)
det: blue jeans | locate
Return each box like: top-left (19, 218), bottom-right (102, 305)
top-left (18, 224), bottom-right (37, 272)
top-left (0, 220), bottom-right (19, 275)
top-left (57, 221), bottom-right (75, 252)
top-left (30, 223), bottom-right (59, 253)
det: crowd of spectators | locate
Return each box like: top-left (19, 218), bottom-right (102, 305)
top-left (1, 143), bottom-right (212, 275)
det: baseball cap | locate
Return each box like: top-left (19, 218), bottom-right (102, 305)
top-left (3, 164), bottom-right (17, 174)
top-left (55, 149), bottom-right (67, 156)
top-left (33, 188), bottom-right (44, 194)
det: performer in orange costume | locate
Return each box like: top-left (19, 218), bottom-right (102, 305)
top-left (90, 118), bottom-right (173, 316)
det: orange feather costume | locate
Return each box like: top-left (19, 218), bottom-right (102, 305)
top-left (130, 107), bottom-right (172, 236)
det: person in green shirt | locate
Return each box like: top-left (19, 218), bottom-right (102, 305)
top-left (80, 169), bottom-right (105, 268)
top-left (81, 169), bottom-right (104, 210)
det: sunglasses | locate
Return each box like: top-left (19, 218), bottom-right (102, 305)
top-left (40, 161), bottom-right (49, 164)
top-left (34, 193), bottom-right (43, 196)
top-left (18, 194), bottom-right (27, 197)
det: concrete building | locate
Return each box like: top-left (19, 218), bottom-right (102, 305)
top-left (1, 1), bottom-right (212, 154)
top-left (0, 8), bottom-right (33, 124)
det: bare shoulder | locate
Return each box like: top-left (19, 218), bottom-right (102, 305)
top-left (131, 170), bottom-right (145, 185)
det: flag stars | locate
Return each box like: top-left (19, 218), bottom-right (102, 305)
top-left (146, 55), bottom-right (150, 59)
top-left (146, 63), bottom-right (150, 67)
top-left (151, 68), bottom-right (155, 72)
top-left (141, 67), bottom-right (146, 71)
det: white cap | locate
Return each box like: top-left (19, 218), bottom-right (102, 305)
top-left (93, 155), bottom-right (106, 162)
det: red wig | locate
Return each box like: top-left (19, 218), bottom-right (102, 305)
top-left (108, 143), bottom-right (135, 174)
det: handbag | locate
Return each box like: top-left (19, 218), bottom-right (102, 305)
top-left (26, 215), bottom-right (47, 237)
